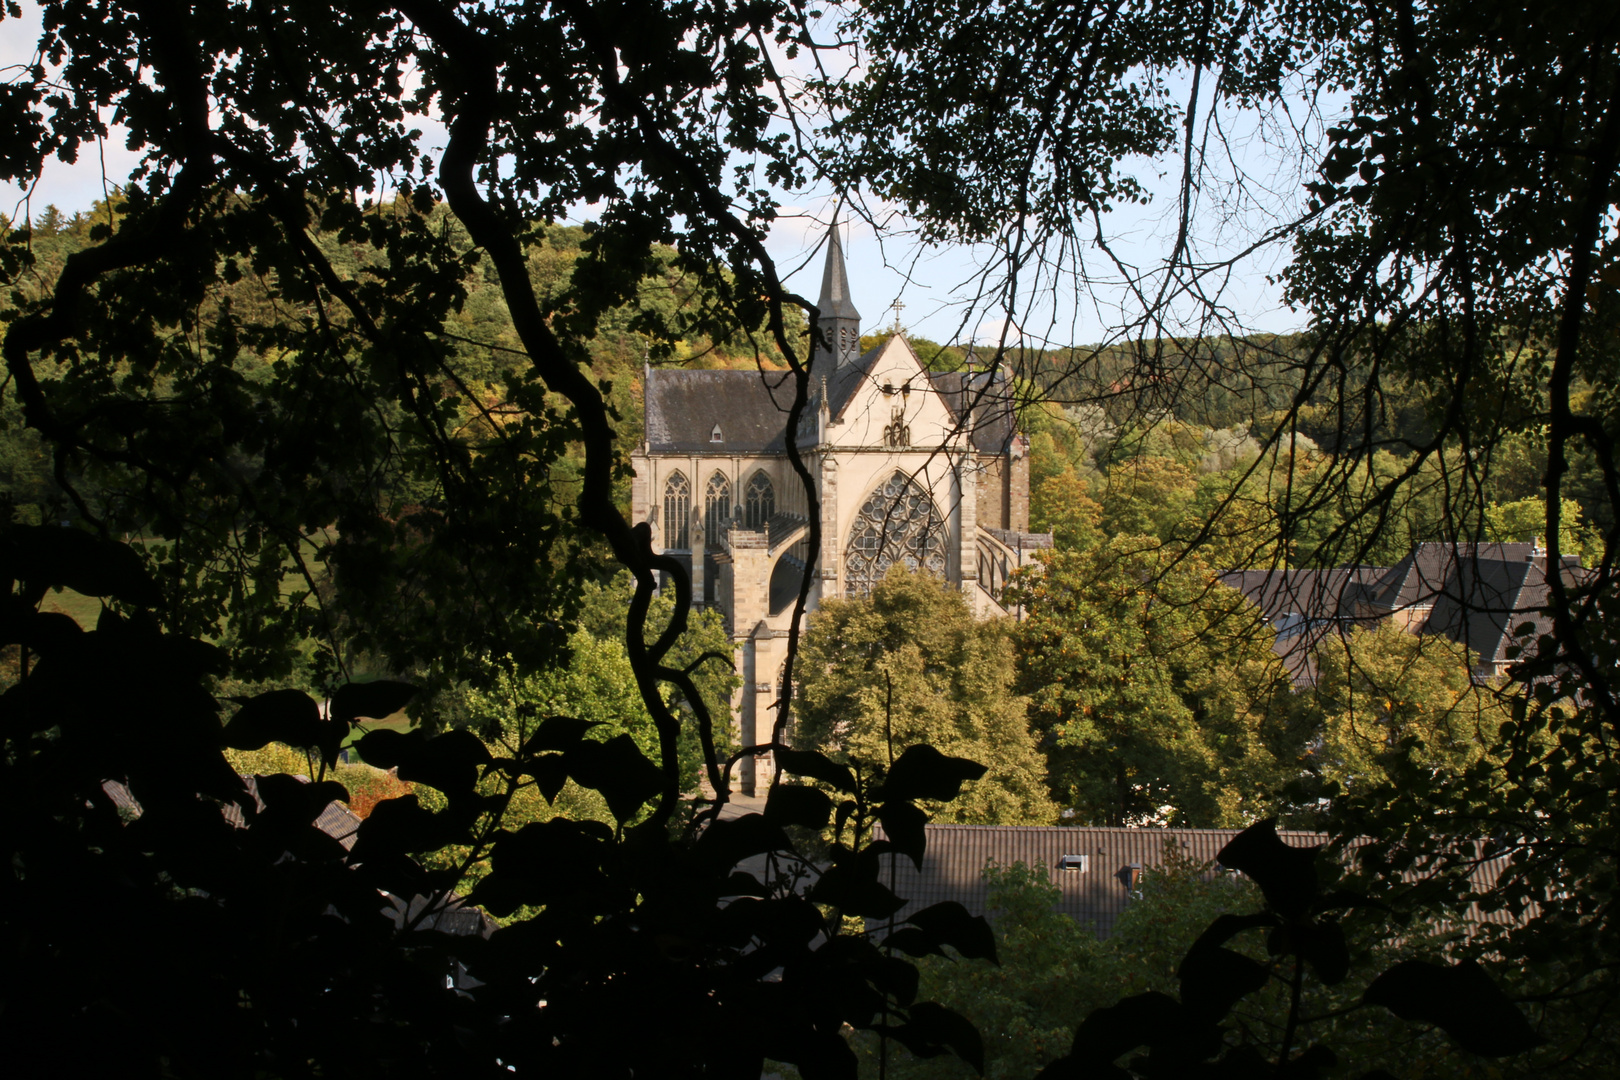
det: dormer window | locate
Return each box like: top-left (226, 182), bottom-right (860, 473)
top-left (710, 424), bottom-right (723, 443)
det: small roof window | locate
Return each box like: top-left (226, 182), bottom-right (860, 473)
top-left (1058, 854), bottom-right (1088, 872)
top-left (710, 424), bottom-right (723, 443)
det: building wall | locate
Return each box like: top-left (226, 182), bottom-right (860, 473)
top-left (633, 345), bottom-right (1035, 794)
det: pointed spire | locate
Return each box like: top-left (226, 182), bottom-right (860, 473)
top-left (817, 221), bottom-right (861, 323)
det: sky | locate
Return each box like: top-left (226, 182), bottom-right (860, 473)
top-left (1, 1), bottom-right (1323, 349)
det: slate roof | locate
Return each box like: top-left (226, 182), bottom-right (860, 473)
top-left (385, 891), bottom-right (498, 939)
top-left (1371, 542), bottom-right (1537, 611)
top-left (874, 823), bottom-right (1325, 938)
top-left (1218, 568), bottom-right (1387, 687)
top-left (1219, 567), bottom-right (1387, 623)
top-left (816, 223), bottom-right (860, 322)
top-left (644, 367), bottom-right (808, 454)
top-left (105, 773), bottom-right (363, 851)
top-left (1373, 543), bottom-right (1586, 668)
top-left (645, 340), bottom-right (1022, 455)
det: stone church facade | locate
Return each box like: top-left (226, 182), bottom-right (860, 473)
top-left (630, 225), bottom-right (1051, 792)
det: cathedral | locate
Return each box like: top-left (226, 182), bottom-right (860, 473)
top-left (630, 225), bottom-right (1050, 792)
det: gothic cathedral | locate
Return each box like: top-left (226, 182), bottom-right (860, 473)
top-left (630, 224), bottom-right (1050, 792)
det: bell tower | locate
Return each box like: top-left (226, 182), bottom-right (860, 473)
top-left (812, 221), bottom-right (862, 371)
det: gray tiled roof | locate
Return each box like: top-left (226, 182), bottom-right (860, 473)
top-left (874, 823), bottom-right (1324, 938)
top-left (644, 341), bottom-right (1021, 455)
top-left (1372, 542), bottom-right (1535, 611)
top-left (108, 774), bottom-right (364, 850)
top-left (1219, 567), bottom-right (1387, 622)
top-left (644, 367), bottom-right (810, 454)
top-left (1372, 543), bottom-right (1586, 668)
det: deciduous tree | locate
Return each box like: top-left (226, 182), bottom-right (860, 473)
top-left (1009, 538), bottom-right (1295, 827)
top-left (795, 568), bottom-right (1056, 825)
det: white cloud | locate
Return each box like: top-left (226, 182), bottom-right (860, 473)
top-left (974, 317), bottom-right (1024, 346)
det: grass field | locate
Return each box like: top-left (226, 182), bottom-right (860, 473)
top-left (342, 714), bottom-right (415, 757)
top-left (42, 587), bottom-right (104, 629)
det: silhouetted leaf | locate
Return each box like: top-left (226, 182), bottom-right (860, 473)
top-left (520, 715), bottom-right (601, 753)
top-left (329, 679), bottom-right (417, 722)
top-left (697, 813), bottom-right (794, 870)
top-left (1280, 1044), bottom-right (1337, 1079)
top-left (810, 862), bottom-right (906, 919)
top-left (528, 754), bottom-right (569, 803)
top-left (878, 800), bottom-right (927, 868)
top-left (882, 927), bottom-right (944, 959)
top-left (881, 744), bottom-right (986, 803)
top-left (1364, 959), bottom-right (1544, 1056)
top-left (392, 729), bottom-right (491, 797)
top-left (902, 901), bottom-right (997, 963)
top-left (1298, 919), bottom-right (1350, 985)
top-left (351, 727), bottom-right (421, 769)
top-left (877, 1001), bottom-right (984, 1072)
top-left (7, 525), bottom-right (164, 608)
top-left (764, 783), bottom-right (833, 829)
top-left (1067, 991), bottom-right (1182, 1063)
top-left (478, 817), bottom-right (615, 914)
top-left (223, 689), bottom-right (323, 751)
top-left (1178, 942), bottom-right (1269, 1023)
top-left (565, 734), bottom-right (664, 821)
top-left (349, 794), bottom-right (466, 860)
top-left (774, 747), bottom-right (856, 793)
top-left (1217, 819), bottom-right (1322, 919)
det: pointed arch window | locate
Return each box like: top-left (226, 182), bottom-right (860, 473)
top-left (704, 471), bottom-right (732, 543)
top-left (844, 471), bottom-right (946, 595)
top-left (744, 470), bottom-right (775, 529)
top-left (663, 471), bottom-right (691, 550)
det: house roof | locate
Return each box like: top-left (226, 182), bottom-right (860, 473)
top-left (874, 823), bottom-right (1324, 938)
top-left (1372, 543), bottom-right (1585, 668)
top-left (1220, 567), bottom-right (1388, 622)
top-left (1371, 542), bottom-right (1533, 611)
top-left (873, 822), bottom-right (1528, 939)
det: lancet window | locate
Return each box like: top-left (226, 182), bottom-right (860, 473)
top-left (663, 471), bottom-right (691, 550)
top-left (704, 471), bottom-right (732, 543)
top-left (844, 471), bottom-right (946, 595)
top-left (744, 470), bottom-right (775, 529)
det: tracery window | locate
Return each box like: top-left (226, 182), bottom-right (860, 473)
top-left (844, 471), bottom-right (946, 595)
top-left (663, 471), bottom-right (691, 550)
top-left (744, 470), bottom-right (775, 529)
top-left (704, 471), bottom-right (732, 543)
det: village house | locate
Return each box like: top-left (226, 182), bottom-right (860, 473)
top-left (1221, 541), bottom-right (1587, 684)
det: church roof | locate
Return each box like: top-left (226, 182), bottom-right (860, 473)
top-left (644, 341), bottom-right (1021, 455)
top-left (816, 222), bottom-right (860, 322)
top-left (644, 367), bottom-right (812, 454)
